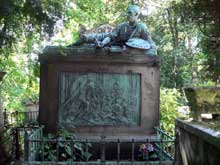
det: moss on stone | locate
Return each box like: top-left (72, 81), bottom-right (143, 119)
top-left (184, 87), bottom-right (220, 120)
top-left (192, 120), bottom-right (220, 132)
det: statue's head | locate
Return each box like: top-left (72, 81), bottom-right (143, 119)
top-left (126, 5), bottom-right (140, 23)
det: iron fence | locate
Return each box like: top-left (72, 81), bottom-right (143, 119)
top-left (4, 109), bottom-right (39, 127)
top-left (3, 110), bottom-right (175, 164)
top-left (3, 110), bottom-right (39, 162)
top-left (155, 127), bottom-right (175, 159)
top-left (24, 127), bottom-right (175, 164)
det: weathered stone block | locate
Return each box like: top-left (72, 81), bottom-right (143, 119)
top-left (38, 46), bottom-right (160, 139)
top-left (175, 119), bottom-right (220, 165)
top-left (184, 87), bottom-right (220, 121)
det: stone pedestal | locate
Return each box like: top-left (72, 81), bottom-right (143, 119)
top-left (184, 87), bottom-right (220, 121)
top-left (38, 46), bottom-right (160, 139)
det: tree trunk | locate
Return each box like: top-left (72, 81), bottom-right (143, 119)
top-left (166, 8), bottom-right (179, 87)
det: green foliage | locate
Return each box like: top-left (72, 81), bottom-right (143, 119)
top-left (146, 1), bottom-right (205, 88)
top-left (160, 88), bottom-right (183, 135)
top-left (200, 37), bottom-right (220, 85)
top-left (0, 52), bottom-right (39, 111)
top-left (0, 0), bottom-right (67, 111)
top-left (171, 0), bottom-right (220, 85)
top-left (0, 128), bottom-right (13, 163)
top-left (38, 130), bottom-right (92, 161)
top-left (0, 0), bottom-right (66, 52)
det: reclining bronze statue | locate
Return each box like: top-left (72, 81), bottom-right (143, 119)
top-left (71, 5), bottom-right (157, 56)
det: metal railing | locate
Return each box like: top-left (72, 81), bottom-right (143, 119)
top-left (3, 110), bottom-right (175, 164)
top-left (24, 127), bottom-right (175, 164)
top-left (3, 110), bottom-right (39, 162)
top-left (155, 127), bottom-right (175, 159)
top-left (4, 109), bottom-right (39, 127)
top-left (24, 126), bottom-right (44, 162)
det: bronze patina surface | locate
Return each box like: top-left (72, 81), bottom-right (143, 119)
top-left (71, 4), bottom-right (157, 56)
top-left (59, 73), bottom-right (141, 127)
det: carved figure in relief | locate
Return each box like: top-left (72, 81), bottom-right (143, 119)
top-left (72, 5), bottom-right (157, 55)
top-left (59, 74), bottom-right (140, 126)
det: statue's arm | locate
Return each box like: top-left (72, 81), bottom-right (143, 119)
top-left (100, 24), bottom-right (122, 46)
top-left (100, 37), bottom-right (111, 46)
top-left (141, 24), bottom-right (156, 49)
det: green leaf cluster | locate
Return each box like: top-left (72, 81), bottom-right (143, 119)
top-left (160, 88), bottom-right (184, 135)
top-left (0, 0), bottom-right (63, 57)
top-left (170, 0), bottom-right (220, 85)
top-left (38, 130), bottom-right (92, 161)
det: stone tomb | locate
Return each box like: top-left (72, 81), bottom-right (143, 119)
top-left (38, 46), bottom-right (160, 139)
